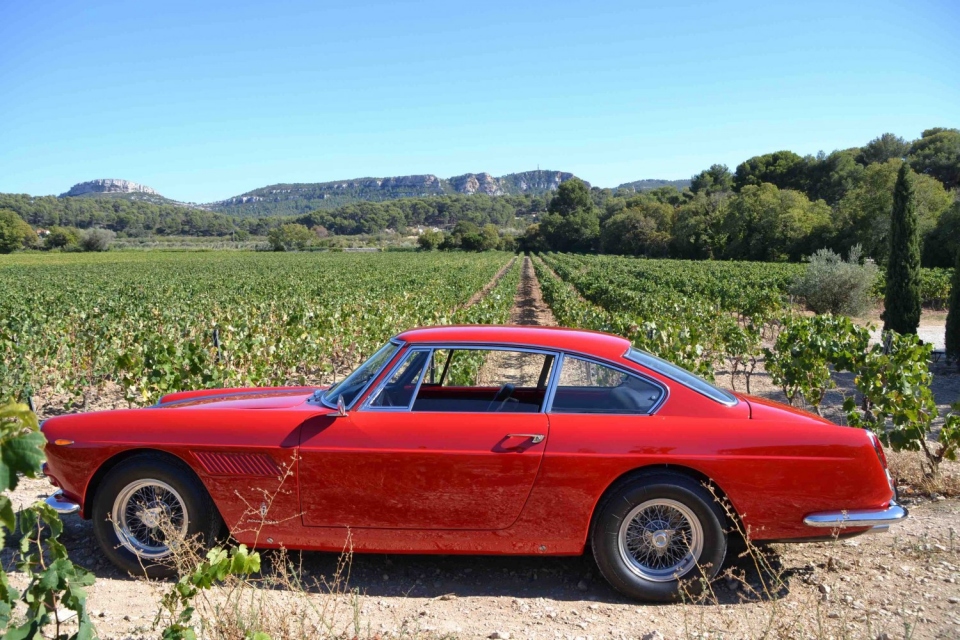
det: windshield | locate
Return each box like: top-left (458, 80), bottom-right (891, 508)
top-left (322, 341), bottom-right (400, 408)
top-left (625, 347), bottom-right (738, 406)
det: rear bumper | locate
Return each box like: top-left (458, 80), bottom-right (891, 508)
top-left (45, 490), bottom-right (81, 516)
top-left (803, 500), bottom-right (907, 531)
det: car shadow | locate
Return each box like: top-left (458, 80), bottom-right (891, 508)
top-left (6, 512), bottom-right (796, 606)
top-left (269, 548), bottom-right (794, 604)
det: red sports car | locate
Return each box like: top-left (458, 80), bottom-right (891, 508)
top-left (40, 326), bottom-right (906, 601)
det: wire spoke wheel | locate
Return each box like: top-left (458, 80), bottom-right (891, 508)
top-left (618, 498), bottom-right (703, 582)
top-left (111, 479), bottom-right (188, 559)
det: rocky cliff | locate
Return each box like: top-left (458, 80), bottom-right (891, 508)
top-left (61, 179), bottom-right (159, 197)
top-left (207, 170), bottom-right (581, 216)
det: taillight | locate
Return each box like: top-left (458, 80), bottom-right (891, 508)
top-left (867, 431), bottom-right (895, 496)
top-left (868, 431), bottom-right (888, 468)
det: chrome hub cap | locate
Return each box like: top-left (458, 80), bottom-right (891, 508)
top-left (111, 479), bottom-right (188, 559)
top-left (618, 498), bottom-right (703, 582)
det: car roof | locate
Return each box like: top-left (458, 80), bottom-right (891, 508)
top-left (395, 325), bottom-right (632, 361)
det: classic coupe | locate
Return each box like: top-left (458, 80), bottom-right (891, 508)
top-left (40, 325), bottom-right (906, 601)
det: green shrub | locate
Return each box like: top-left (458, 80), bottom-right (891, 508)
top-left (790, 245), bottom-right (878, 315)
top-left (80, 227), bottom-right (116, 252)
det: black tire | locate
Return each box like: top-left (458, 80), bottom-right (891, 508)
top-left (92, 453), bottom-right (221, 578)
top-left (591, 472), bottom-right (727, 602)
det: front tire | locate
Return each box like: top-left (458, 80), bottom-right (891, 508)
top-left (92, 454), bottom-right (220, 577)
top-left (591, 473), bottom-right (727, 602)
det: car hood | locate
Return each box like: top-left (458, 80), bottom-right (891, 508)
top-left (156, 386), bottom-right (322, 410)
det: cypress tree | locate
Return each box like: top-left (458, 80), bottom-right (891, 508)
top-left (882, 163), bottom-right (922, 334)
top-left (946, 250), bottom-right (960, 366)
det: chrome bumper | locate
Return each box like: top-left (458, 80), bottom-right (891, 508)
top-left (45, 490), bottom-right (80, 516)
top-left (803, 500), bottom-right (907, 531)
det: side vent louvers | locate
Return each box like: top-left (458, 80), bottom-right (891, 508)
top-left (193, 452), bottom-right (281, 477)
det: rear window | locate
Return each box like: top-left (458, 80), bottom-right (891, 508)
top-left (625, 348), bottom-right (738, 406)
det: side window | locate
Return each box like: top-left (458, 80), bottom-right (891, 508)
top-left (551, 356), bottom-right (663, 414)
top-left (412, 349), bottom-right (554, 413)
top-left (367, 350), bottom-right (430, 409)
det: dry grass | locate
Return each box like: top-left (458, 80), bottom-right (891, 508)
top-left (673, 486), bottom-right (924, 640)
top-left (888, 450), bottom-right (960, 498)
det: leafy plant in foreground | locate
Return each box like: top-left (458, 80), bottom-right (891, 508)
top-left (156, 544), bottom-right (264, 640)
top-left (0, 402), bottom-right (96, 640)
top-left (844, 332), bottom-right (960, 475)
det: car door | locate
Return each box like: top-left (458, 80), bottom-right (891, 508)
top-left (298, 346), bottom-right (556, 530)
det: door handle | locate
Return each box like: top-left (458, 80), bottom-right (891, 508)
top-left (505, 433), bottom-right (545, 444)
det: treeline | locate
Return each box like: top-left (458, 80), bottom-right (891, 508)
top-left (521, 128), bottom-right (960, 267)
top-left (0, 194), bottom-right (246, 237)
top-left (0, 192), bottom-right (546, 239)
top-left (290, 193), bottom-right (546, 234)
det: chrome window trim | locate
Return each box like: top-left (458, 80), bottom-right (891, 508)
top-left (545, 352), bottom-right (669, 416)
top-left (623, 347), bottom-right (737, 407)
top-left (359, 343), bottom-right (562, 414)
top-left (361, 346), bottom-right (433, 412)
top-left (318, 339), bottom-right (406, 411)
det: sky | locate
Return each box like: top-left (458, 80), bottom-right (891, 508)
top-left (1, 0), bottom-right (958, 203)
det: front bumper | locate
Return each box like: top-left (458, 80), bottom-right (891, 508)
top-left (45, 490), bottom-right (81, 515)
top-left (803, 500), bottom-right (907, 532)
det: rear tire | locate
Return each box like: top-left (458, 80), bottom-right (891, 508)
top-left (591, 473), bottom-right (727, 602)
top-left (92, 453), bottom-right (221, 578)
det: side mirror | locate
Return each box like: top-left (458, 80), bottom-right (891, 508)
top-left (336, 394), bottom-right (347, 417)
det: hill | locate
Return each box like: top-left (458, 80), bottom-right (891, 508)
top-left (206, 170), bottom-right (580, 216)
top-left (60, 179), bottom-right (203, 208)
top-left (616, 178), bottom-right (691, 192)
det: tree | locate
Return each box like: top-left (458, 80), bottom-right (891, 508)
top-left (417, 229), bottom-right (444, 251)
top-left (690, 164), bottom-right (733, 194)
top-left (882, 163), bottom-right (922, 334)
top-left (723, 184), bottom-right (830, 262)
top-left (733, 151), bottom-right (807, 192)
top-left (922, 201), bottom-right (960, 268)
top-left (459, 232), bottom-right (486, 251)
top-left (44, 226), bottom-right (81, 249)
top-left (804, 149), bottom-right (864, 205)
top-left (600, 209), bottom-right (671, 257)
top-left (671, 192), bottom-right (731, 259)
top-left (267, 223), bottom-right (313, 251)
top-left (0, 209), bottom-right (35, 253)
top-left (835, 159), bottom-right (952, 263)
top-left (538, 178), bottom-right (600, 252)
top-left (856, 133), bottom-right (910, 165)
top-left (909, 127), bottom-right (960, 190)
top-left (947, 250), bottom-right (960, 366)
top-left (518, 223), bottom-right (549, 253)
top-left (481, 224), bottom-right (501, 250)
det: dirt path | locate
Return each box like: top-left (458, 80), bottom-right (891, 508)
top-left (476, 257), bottom-right (557, 386)
top-left (510, 256), bottom-right (556, 327)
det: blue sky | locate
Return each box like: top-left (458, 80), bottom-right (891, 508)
top-left (1, 0), bottom-right (958, 203)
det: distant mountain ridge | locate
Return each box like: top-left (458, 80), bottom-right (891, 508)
top-left (206, 170), bottom-right (581, 216)
top-left (60, 178), bottom-right (201, 208)
top-left (55, 170), bottom-right (691, 217)
top-left (616, 178), bottom-right (691, 192)
top-left (61, 178), bottom-right (158, 197)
